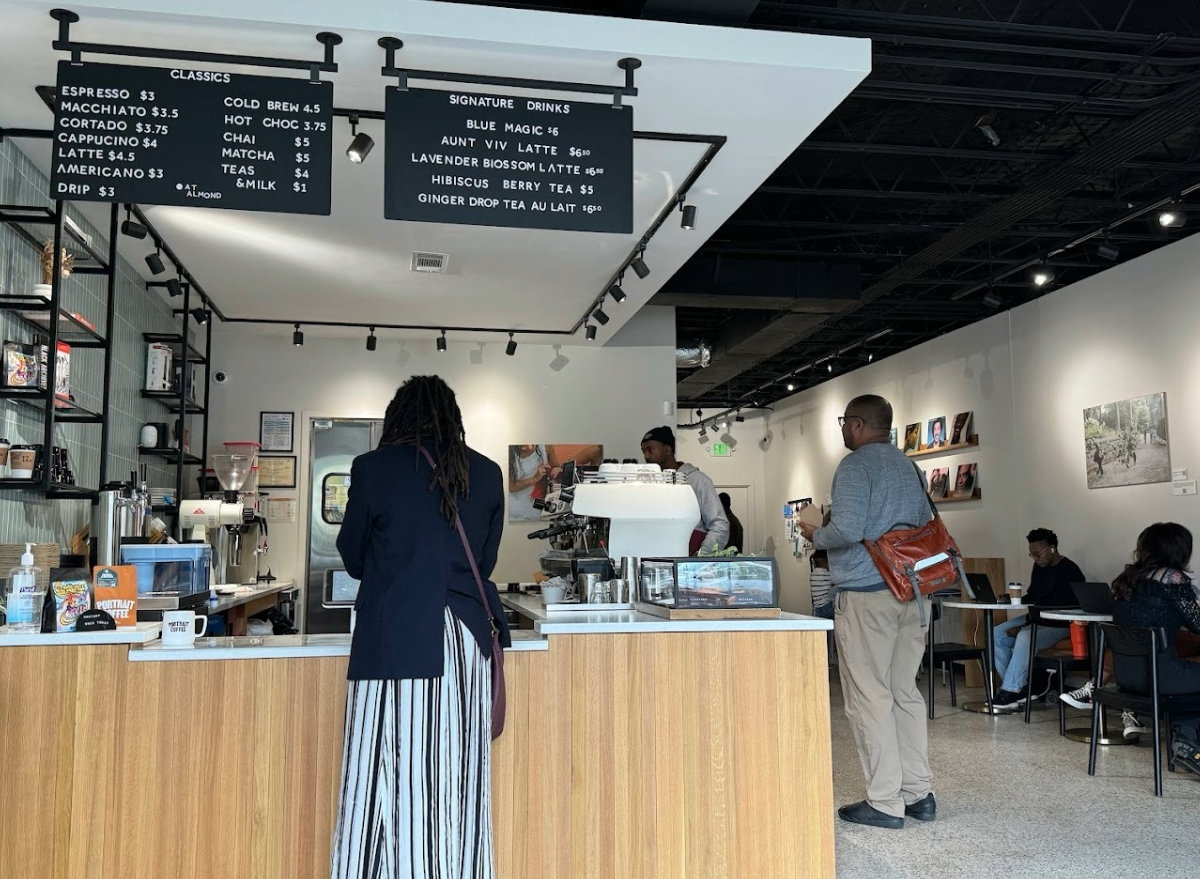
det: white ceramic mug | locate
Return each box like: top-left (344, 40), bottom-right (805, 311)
top-left (542, 585), bottom-right (566, 605)
top-left (161, 610), bottom-right (208, 648)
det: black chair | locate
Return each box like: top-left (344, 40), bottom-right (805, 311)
top-left (925, 591), bottom-right (988, 719)
top-left (1087, 625), bottom-right (1200, 797)
top-left (1022, 606), bottom-right (1091, 733)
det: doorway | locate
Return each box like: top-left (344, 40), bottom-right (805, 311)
top-left (716, 484), bottom-right (753, 554)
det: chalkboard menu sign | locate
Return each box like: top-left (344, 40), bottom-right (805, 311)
top-left (384, 88), bottom-right (633, 233)
top-left (50, 61), bottom-right (333, 215)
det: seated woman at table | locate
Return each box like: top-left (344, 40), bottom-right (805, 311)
top-left (991, 528), bottom-right (1085, 711)
top-left (1111, 522), bottom-right (1200, 777)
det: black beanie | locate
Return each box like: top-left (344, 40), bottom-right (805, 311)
top-left (642, 426), bottom-right (675, 449)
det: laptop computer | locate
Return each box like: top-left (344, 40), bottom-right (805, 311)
top-left (964, 572), bottom-right (998, 603)
top-left (1071, 581), bottom-right (1116, 614)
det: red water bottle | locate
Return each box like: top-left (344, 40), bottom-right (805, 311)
top-left (1070, 621), bottom-right (1088, 659)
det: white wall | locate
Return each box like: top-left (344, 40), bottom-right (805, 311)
top-left (674, 414), bottom-right (768, 554)
top-left (755, 232), bottom-right (1200, 613)
top-left (206, 307), bottom-right (677, 591)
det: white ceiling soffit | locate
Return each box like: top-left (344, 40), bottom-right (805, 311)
top-left (0, 0), bottom-right (870, 345)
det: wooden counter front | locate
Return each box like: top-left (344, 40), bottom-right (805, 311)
top-left (0, 629), bottom-right (834, 879)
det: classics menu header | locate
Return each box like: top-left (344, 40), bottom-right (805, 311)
top-left (384, 88), bottom-right (633, 233)
top-left (50, 61), bottom-right (333, 216)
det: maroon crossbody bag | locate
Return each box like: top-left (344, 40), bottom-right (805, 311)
top-left (418, 446), bottom-right (507, 740)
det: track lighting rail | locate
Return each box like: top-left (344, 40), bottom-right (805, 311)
top-left (48, 9), bottom-right (342, 76)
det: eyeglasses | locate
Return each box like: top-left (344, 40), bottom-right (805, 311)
top-left (1028, 546), bottom-right (1054, 559)
top-left (838, 416), bottom-right (861, 427)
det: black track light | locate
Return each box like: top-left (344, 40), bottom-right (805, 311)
top-left (607, 283), bottom-right (626, 303)
top-left (585, 324), bottom-right (597, 341)
top-left (346, 114), bottom-right (374, 164)
top-left (191, 309), bottom-right (209, 325)
top-left (1097, 241), bottom-right (1120, 261)
top-left (145, 247), bottom-right (165, 276)
top-left (681, 203), bottom-right (698, 230)
top-left (366, 327), bottom-right (377, 351)
top-left (735, 412), bottom-right (745, 423)
top-left (165, 278), bottom-right (183, 298)
top-left (121, 208), bottom-right (147, 240)
top-left (593, 306), bottom-right (610, 326)
top-left (1031, 264), bottom-right (1055, 287)
top-left (293, 324), bottom-right (304, 347)
top-left (982, 290), bottom-right (1003, 309)
top-left (505, 333), bottom-right (517, 356)
top-left (631, 253), bottom-right (650, 279)
top-left (437, 330), bottom-right (447, 353)
top-left (857, 350), bottom-right (874, 363)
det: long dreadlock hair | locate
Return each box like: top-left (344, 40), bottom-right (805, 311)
top-left (379, 375), bottom-right (470, 524)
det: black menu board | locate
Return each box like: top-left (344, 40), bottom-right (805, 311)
top-left (384, 88), bottom-right (633, 233)
top-left (50, 61), bottom-right (333, 215)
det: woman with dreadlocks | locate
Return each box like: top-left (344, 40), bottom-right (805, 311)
top-left (331, 375), bottom-right (509, 879)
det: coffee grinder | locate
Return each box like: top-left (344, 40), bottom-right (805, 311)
top-left (178, 454), bottom-right (254, 586)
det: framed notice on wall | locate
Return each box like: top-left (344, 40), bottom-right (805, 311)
top-left (260, 411), bottom-right (294, 452)
top-left (258, 455), bottom-right (297, 488)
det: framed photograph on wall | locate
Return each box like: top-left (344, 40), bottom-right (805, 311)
top-left (1083, 392), bottom-right (1170, 489)
top-left (926, 416), bottom-right (948, 450)
top-left (258, 455), bottom-right (297, 488)
top-left (260, 411), bottom-right (294, 453)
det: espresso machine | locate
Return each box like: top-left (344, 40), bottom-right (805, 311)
top-left (178, 454), bottom-right (255, 586)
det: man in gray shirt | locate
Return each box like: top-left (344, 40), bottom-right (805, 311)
top-left (641, 426), bottom-right (730, 554)
top-left (799, 394), bottom-right (935, 830)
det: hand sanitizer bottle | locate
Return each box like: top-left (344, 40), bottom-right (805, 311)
top-left (5, 544), bottom-right (46, 632)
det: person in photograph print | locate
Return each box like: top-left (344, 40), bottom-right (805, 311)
top-left (904, 423), bottom-right (921, 453)
top-left (953, 463), bottom-right (977, 497)
top-left (928, 468), bottom-right (949, 499)
top-left (507, 445), bottom-right (549, 522)
top-left (927, 417), bottom-right (946, 449)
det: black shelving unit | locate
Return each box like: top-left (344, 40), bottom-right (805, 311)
top-left (0, 201), bottom-right (116, 499)
top-left (139, 293), bottom-right (212, 530)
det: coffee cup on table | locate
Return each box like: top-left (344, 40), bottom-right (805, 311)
top-left (1007, 584), bottom-right (1023, 605)
top-left (161, 610), bottom-right (207, 648)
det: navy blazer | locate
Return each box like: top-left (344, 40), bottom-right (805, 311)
top-left (337, 443), bottom-right (511, 680)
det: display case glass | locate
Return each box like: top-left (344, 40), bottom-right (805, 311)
top-left (638, 557), bottom-right (779, 609)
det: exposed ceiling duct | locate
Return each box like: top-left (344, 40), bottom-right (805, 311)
top-left (676, 341), bottom-right (712, 369)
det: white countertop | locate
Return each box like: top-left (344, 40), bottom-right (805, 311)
top-left (534, 608), bottom-right (832, 635)
top-left (0, 621), bottom-right (162, 646)
top-left (501, 592), bottom-right (632, 621)
top-left (128, 628), bottom-right (548, 661)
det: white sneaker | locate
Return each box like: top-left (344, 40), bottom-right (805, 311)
top-left (1123, 711), bottom-right (1147, 740)
top-left (1060, 681), bottom-right (1094, 709)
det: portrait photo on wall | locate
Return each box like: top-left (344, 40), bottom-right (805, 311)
top-left (903, 422), bottom-right (921, 453)
top-left (951, 462), bottom-right (978, 498)
top-left (1083, 392), bottom-right (1170, 490)
top-left (950, 411), bottom-right (974, 445)
top-left (926, 416), bottom-right (948, 450)
top-left (890, 427), bottom-right (898, 447)
top-left (507, 444), bottom-right (604, 522)
top-left (928, 467), bottom-right (950, 499)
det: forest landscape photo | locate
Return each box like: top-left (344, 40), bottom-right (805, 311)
top-left (1083, 392), bottom-right (1170, 489)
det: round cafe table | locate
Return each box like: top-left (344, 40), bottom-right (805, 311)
top-left (1039, 609), bottom-right (1128, 747)
top-left (939, 600), bottom-right (1028, 715)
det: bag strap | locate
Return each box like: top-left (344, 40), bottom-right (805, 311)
top-left (416, 445), bottom-right (499, 636)
top-left (912, 460), bottom-right (942, 520)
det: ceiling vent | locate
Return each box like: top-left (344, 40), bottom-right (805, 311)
top-left (411, 252), bottom-right (449, 274)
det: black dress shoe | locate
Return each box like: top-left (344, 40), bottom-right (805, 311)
top-left (837, 801), bottom-right (904, 829)
top-left (904, 793), bottom-right (936, 822)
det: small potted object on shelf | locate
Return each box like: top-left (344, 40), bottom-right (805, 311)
top-left (33, 239), bottom-right (74, 301)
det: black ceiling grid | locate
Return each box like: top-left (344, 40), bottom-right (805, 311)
top-left (448, 0), bottom-right (1200, 406)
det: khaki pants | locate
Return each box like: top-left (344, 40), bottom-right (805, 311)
top-left (835, 589), bottom-right (933, 818)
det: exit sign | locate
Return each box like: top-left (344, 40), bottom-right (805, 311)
top-left (709, 442), bottom-right (731, 457)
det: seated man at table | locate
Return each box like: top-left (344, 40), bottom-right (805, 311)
top-left (992, 528), bottom-right (1086, 711)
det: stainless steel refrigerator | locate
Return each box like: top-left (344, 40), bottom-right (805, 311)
top-left (304, 417), bottom-right (382, 634)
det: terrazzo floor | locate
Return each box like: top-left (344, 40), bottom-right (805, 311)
top-left (830, 670), bottom-right (1200, 878)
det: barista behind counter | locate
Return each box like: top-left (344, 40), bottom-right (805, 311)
top-left (641, 426), bottom-right (729, 555)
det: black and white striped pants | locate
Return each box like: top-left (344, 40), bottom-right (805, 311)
top-left (331, 608), bottom-right (494, 879)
